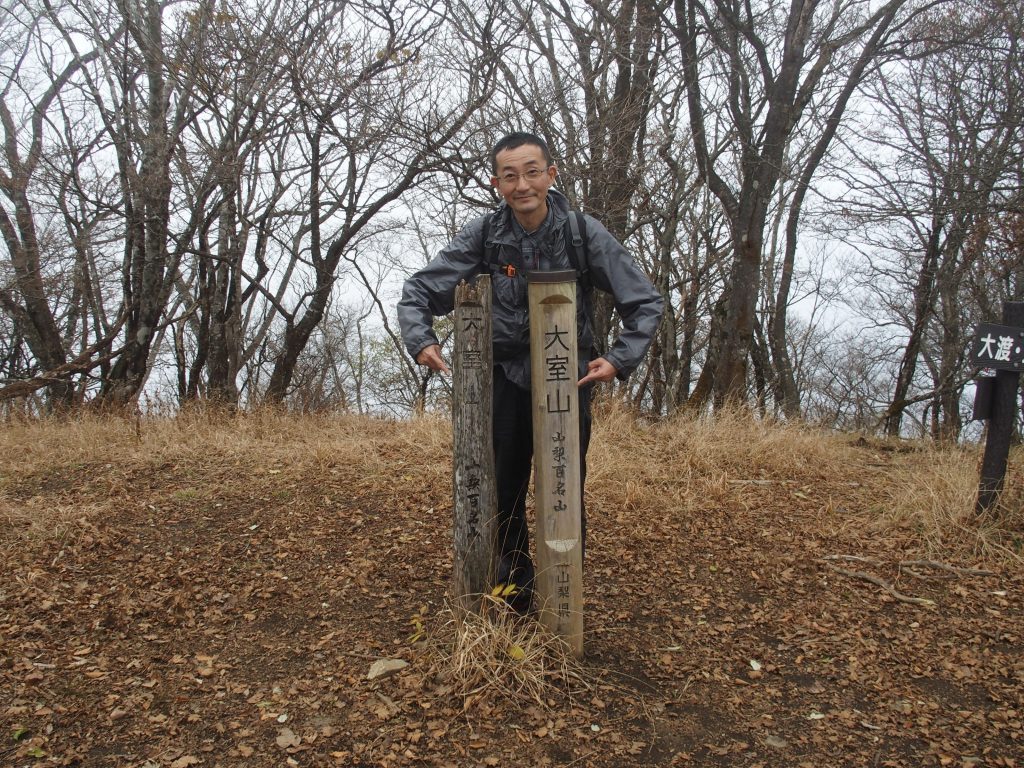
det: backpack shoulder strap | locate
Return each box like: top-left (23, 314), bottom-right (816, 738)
top-left (484, 211), bottom-right (590, 285)
top-left (482, 215), bottom-right (497, 269)
top-left (565, 211), bottom-right (591, 290)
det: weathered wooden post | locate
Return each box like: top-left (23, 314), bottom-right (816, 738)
top-left (452, 276), bottom-right (497, 612)
top-left (970, 301), bottom-right (1024, 514)
top-left (528, 270), bottom-right (584, 657)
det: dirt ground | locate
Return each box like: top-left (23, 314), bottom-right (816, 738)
top-left (1, 413), bottom-right (1022, 767)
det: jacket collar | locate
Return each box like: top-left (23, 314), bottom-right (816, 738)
top-left (490, 189), bottom-right (571, 243)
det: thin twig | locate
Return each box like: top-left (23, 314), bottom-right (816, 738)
top-left (822, 554), bottom-right (883, 565)
top-left (901, 568), bottom-right (954, 581)
top-left (899, 560), bottom-right (996, 577)
top-left (823, 563), bottom-right (936, 607)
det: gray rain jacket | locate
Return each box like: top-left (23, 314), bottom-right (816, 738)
top-left (398, 190), bottom-right (664, 388)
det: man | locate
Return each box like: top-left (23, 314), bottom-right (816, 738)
top-left (398, 132), bottom-right (663, 613)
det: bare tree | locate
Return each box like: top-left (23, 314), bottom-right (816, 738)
top-left (156, 0), bottom-right (306, 405)
top-left (633, 122), bottom-right (729, 414)
top-left (0, 0), bottom-right (103, 408)
top-left (441, 0), bottom-right (666, 364)
top-left (0, 0), bottom-right (506, 410)
top-left (834, 0), bottom-right (1023, 438)
top-left (670, 0), bottom-right (934, 409)
top-left (260, 0), bottom-right (500, 403)
top-left (802, 327), bottom-right (896, 431)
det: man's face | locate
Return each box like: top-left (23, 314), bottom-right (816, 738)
top-left (490, 143), bottom-right (557, 225)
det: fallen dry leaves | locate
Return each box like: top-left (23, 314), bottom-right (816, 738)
top-left (0, 408), bottom-right (1021, 766)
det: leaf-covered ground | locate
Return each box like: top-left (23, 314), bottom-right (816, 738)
top-left (1, 410), bottom-right (1022, 767)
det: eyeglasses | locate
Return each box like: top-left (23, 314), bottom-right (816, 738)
top-left (496, 167), bottom-right (549, 186)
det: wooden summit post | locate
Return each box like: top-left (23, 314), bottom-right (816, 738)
top-left (528, 270), bottom-right (584, 657)
top-left (452, 275), bottom-right (496, 612)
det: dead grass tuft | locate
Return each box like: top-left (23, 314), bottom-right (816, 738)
top-left (587, 401), bottom-right (858, 516)
top-left (0, 499), bottom-right (103, 548)
top-left (654, 405), bottom-right (854, 478)
top-left (420, 599), bottom-right (587, 711)
top-left (0, 410), bottom-right (454, 548)
top-left (877, 446), bottom-right (1024, 563)
top-left (4, 406), bottom-right (1020, 568)
top-left (0, 408), bottom-right (446, 476)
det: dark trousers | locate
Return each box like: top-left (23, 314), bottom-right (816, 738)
top-left (492, 365), bottom-right (592, 583)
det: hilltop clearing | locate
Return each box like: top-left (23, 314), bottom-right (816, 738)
top-left (1, 409), bottom-right (1022, 767)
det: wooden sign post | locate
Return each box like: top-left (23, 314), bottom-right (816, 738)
top-left (452, 276), bottom-right (497, 612)
top-left (528, 270), bottom-right (584, 657)
top-left (969, 301), bottom-right (1024, 514)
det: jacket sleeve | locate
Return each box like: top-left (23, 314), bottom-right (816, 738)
top-left (397, 215), bottom-right (488, 361)
top-left (584, 215), bottom-right (665, 380)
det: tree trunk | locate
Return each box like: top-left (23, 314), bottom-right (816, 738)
top-left (883, 221), bottom-right (943, 436)
top-left (100, 0), bottom-right (177, 408)
top-left (713, 214), bottom-right (768, 406)
top-left (0, 201), bottom-right (70, 408)
top-left (687, 291), bottom-right (728, 410)
top-left (206, 180), bottom-right (244, 406)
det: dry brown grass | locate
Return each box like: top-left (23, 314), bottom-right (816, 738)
top-left (2, 406), bottom-right (1021, 566)
top-left (586, 402), bottom-right (860, 517)
top-left (1, 407), bottom-right (449, 480)
top-left (419, 598), bottom-right (588, 711)
top-left (874, 444), bottom-right (1024, 562)
top-left (0, 499), bottom-right (105, 548)
top-left (0, 407), bottom-right (446, 464)
top-left (0, 409), bottom-right (453, 549)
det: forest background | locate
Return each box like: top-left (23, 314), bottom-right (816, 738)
top-left (1, 0), bottom-right (1023, 440)
top-left (4, 3), bottom-right (1024, 764)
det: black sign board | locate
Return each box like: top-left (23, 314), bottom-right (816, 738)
top-left (969, 323), bottom-right (1024, 371)
top-left (973, 304), bottom-right (1024, 514)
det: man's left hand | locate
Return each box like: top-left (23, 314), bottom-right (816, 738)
top-left (578, 357), bottom-right (617, 386)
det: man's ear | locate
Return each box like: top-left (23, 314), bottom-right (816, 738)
top-left (490, 176), bottom-right (500, 189)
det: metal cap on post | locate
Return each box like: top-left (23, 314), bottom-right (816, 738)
top-left (527, 270), bottom-right (584, 657)
top-left (527, 269), bottom-right (577, 284)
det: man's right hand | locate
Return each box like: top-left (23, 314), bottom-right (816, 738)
top-left (415, 344), bottom-right (451, 375)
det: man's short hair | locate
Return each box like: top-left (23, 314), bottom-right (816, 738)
top-left (491, 132), bottom-right (553, 174)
